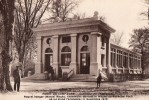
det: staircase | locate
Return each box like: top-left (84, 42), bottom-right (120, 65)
top-left (69, 74), bottom-right (97, 82)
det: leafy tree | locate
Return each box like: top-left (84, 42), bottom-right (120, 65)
top-left (0, 0), bottom-right (15, 91)
top-left (129, 28), bottom-right (149, 74)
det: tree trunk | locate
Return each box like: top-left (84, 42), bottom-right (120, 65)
top-left (18, 50), bottom-right (25, 77)
top-left (2, 51), bottom-right (13, 91)
top-left (0, 0), bottom-right (15, 92)
top-left (0, 55), bottom-right (5, 91)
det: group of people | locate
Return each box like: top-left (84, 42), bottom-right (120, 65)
top-left (12, 65), bottom-right (103, 92)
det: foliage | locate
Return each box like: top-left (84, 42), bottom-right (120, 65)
top-left (129, 28), bottom-right (149, 74)
top-left (141, 0), bottom-right (149, 21)
top-left (24, 60), bottom-right (35, 77)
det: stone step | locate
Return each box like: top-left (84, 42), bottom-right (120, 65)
top-left (22, 73), bottom-right (46, 81)
top-left (69, 74), bottom-right (97, 82)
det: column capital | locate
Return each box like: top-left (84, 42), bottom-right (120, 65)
top-left (36, 36), bottom-right (42, 40)
top-left (91, 32), bottom-right (102, 36)
top-left (52, 35), bottom-right (59, 38)
top-left (70, 33), bottom-right (77, 37)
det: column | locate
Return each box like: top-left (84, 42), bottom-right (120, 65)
top-left (128, 53), bottom-right (131, 74)
top-left (90, 32), bottom-right (102, 76)
top-left (35, 36), bottom-right (42, 74)
top-left (70, 34), bottom-right (77, 75)
top-left (52, 35), bottom-right (59, 78)
top-left (107, 38), bottom-right (112, 74)
top-left (115, 49), bottom-right (119, 74)
top-left (122, 53), bottom-right (125, 73)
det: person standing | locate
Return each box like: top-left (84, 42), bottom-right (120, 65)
top-left (13, 66), bottom-right (21, 92)
top-left (48, 65), bottom-right (54, 81)
top-left (97, 73), bottom-right (102, 88)
top-left (51, 66), bottom-right (54, 81)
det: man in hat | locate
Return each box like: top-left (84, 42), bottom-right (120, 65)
top-left (13, 66), bottom-right (21, 92)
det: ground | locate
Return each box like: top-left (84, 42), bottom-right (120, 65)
top-left (1, 78), bottom-right (149, 100)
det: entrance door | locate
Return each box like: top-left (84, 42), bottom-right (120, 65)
top-left (80, 53), bottom-right (90, 74)
top-left (45, 54), bottom-right (53, 71)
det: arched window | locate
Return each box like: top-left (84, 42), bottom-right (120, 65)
top-left (61, 46), bottom-right (71, 66)
top-left (45, 48), bottom-right (53, 53)
top-left (81, 46), bottom-right (89, 52)
top-left (61, 46), bottom-right (71, 52)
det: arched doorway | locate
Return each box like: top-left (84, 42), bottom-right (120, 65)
top-left (80, 46), bottom-right (90, 74)
top-left (44, 48), bottom-right (53, 71)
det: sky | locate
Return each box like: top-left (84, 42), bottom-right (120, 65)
top-left (76, 0), bottom-right (148, 48)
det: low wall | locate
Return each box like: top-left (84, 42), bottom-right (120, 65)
top-left (108, 74), bottom-right (142, 82)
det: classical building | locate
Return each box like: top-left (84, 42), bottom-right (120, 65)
top-left (33, 15), bottom-right (142, 80)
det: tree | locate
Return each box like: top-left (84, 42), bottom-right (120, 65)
top-left (14, 0), bottom-right (52, 76)
top-left (141, 0), bottom-right (149, 22)
top-left (129, 28), bottom-right (149, 74)
top-left (0, 0), bottom-right (15, 91)
top-left (110, 32), bottom-right (124, 46)
top-left (14, 0), bottom-right (81, 77)
top-left (145, 0), bottom-right (149, 20)
top-left (48, 0), bottom-right (80, 22)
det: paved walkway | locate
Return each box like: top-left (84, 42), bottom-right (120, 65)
top-left (1, 79), bottom-right (149, 100)
top-left (11, 79), bottom-right (149, 91)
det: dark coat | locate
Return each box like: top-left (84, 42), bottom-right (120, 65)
top-left (97, 75), bottom-right (102, 83)
top-left (48, 66), bottom-right (54, 75)
top-left (13, 69), bottom-right (20, 82)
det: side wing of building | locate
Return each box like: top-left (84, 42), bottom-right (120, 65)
top-left (110, 43), bottom-right (142, 74)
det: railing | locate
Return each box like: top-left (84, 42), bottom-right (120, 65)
top-left (67, 68), bottom-right (74, 79)
top-left (62, 68), bottom-right (74, 81)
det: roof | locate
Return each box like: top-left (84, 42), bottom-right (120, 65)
top-left (33, 16), bottom-right (115, 34)
top-left (110, 43), bottom-right (141, 56)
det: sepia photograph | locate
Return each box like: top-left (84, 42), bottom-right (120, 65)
top-left (0, 0), bottom-right (149, 100)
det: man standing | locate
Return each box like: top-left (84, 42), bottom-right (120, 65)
top-left (13, 66), bottom-right (21, 92)
top-left (97, 73), bottom-right (102, 88)
top-left (48, 65), bottom-right (55, 81)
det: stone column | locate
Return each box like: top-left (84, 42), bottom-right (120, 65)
top-left (90, 32), bottom-right (102, 76)
top-left (128, 53), bottom-right (131, 74)
top-left (70, 34), bottom-right (77, 75)
top-left (122, 53), bottom-right (125, 73)
top-left (35, 36), bottom-right (42, 74)
top-left (115, 49), bottom-right (119, 74)
top-left (107, 38), bottom-right (112, 74)
top-left (52, 35), bottom-right (59, 78)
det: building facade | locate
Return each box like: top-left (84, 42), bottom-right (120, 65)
top-left (33, 16), bottom-right (142, 79)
